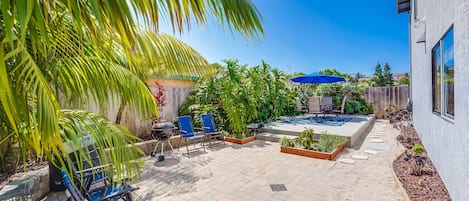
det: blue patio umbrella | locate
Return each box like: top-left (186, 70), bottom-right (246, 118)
top-left (290, 73), bottom-right (346, 84)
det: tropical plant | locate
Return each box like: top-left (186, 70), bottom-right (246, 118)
top-left (179, 60), bottom-right (297, 138)
top-left (297, 128), bottom-right (316, 150)
top-left (0, 0), bottom-right (264, 180)
top-left (317, 132), bottom-right (349, 153)
top-left (280, 137), bottom-right (295, 147)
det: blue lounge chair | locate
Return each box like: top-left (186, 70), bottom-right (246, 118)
top-left (61, 169), bottom-right (136, 201)
top-left (201, 114), bottom-right (225, 147)
top-left (177, 116), bottom-right (206, 156)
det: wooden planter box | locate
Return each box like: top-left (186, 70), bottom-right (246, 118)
top-left (224, 135), bottom-right (256, 144)
top-left (280, 144), bottom-right (345, 160)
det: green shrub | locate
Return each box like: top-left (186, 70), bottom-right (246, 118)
top-left (280, 137), bottom-right (295, 147)
top-left (179, 60), bottom-right (298, 134)
top-left (297, 128), bottom-right (316, 149)
top-left (318, 132), bottom-right (349, 152)
top-left (412, 144), bottom-right (425, 154)
top-left (344, 99), bottom-right (373, 115)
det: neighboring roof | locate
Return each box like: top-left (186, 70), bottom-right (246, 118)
top-left (149, 75), bottom-right (200, 81)
top-left (396, 0), bottom-right (411, 13)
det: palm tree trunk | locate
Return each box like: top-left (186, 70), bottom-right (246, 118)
top-left (115, 101), bottom-right (126, 124)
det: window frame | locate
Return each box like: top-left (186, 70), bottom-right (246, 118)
top-left (431, 25), bottom-right (454, 119)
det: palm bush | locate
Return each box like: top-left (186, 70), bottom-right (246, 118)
top-left (0, 0), bottom-right (264, 180)
top-left (179, 60), bottom-right (297, 138)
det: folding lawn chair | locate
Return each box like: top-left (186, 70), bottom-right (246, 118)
top-left (177, 116), bottom-right (206, 156)
top-left (201, 114), bottom-right (225, 147)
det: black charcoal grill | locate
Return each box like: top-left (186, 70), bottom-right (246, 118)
top-left (150, 122), bottom-right (177, 161)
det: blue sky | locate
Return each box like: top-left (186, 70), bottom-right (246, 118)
top-left (161, 0), bottom-right (410, 75)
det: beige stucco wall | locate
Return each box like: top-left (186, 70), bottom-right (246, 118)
top-left (79, 78), bottom-right (196, 136)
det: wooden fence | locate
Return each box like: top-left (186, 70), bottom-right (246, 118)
top-left (364, 86), bottom-right (409, 118)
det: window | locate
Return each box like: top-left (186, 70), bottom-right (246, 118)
top-left (432, 45), bottom-right (441, 113)
top-left (432, 26), bottom-right (454, 118)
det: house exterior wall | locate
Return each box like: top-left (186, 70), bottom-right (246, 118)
top-left (408, 0), bottom-right (469, 200)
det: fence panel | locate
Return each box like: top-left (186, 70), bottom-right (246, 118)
top-left (364, 86), bottom-right (409, 118)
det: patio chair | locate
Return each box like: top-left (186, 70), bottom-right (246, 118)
top-left (201, 114), bottom-right (225, 147)
top-left (332, 95), bottom-right (348, 115)
top-left (308, 96), bottom-right (322, 115)
top-left (295, 97), bottom-right (308, 115)
top-left (61, 168), bottom-right (136, 201)
top-left (69, 146), bottom-right (108, 193)
top-left (177, 116), bottom-right (206, 156)
top-left (320, 96), bottom-right (333, 114)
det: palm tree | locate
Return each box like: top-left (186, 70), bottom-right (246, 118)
top-left (0, 0), bottom-right (263, 180)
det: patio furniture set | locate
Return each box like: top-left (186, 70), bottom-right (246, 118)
top-left (296, 95), bottom-right (347, 116)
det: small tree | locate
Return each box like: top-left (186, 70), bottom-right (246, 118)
top-left (383, 63), bottom-right (394, 86)
top-left (398, 76), bottom-right (410, 85)
top-left (153, 80), bottom-right (167, 123)
top-left (355, 72), bottom-right (361, 81)
top-left (319, 68), bottom-right (352, 81)
top-left (371, 62), bottom-right (385, 87)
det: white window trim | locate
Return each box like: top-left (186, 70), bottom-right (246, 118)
top-left (433, 26), bottom-right (454, 120)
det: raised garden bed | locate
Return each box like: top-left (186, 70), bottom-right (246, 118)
top-left (280, 144), bottom-right (345, 160)
top-left (224, 135), bottom-right (256, 144)
top-left (279, 129), bottom-right (348, 161)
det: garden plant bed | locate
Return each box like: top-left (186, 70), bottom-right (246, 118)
top-left (388, 111), bottom-right (451, 201)
top-left (280, 144), bottom-right (344, 160)
top-left (393, 152), bottom-right (451, 201)
top-left (224, 135), bottom-right (256, 144)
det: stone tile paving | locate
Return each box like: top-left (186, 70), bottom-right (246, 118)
top-left (131, 119), bottom-right (406, 201)
top-left (42, 120), bottom-right (406, 201)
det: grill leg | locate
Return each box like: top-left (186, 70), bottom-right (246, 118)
top-left (153, 141), bottom-right (160, 153)
top-left (167, 140), bottom-right (175, 152)
top-left (160, 140), bottom-right (164, 155)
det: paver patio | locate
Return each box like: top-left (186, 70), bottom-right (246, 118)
top-left (131, 119), bottom-right (406, 201)
top-left (44, 120), bottom-right (407, 201)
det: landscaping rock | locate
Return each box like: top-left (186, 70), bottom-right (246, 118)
top-left (337, 158), bottom-right (355, 164)
top-left (364, 150), bottom-right (379, 154)
top-left (351, 155), bottom-right (369, 160)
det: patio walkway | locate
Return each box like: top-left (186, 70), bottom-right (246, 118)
top-left (44, 120), bottom-right (407, 201)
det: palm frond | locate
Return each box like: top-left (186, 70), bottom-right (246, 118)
top-left (60, 110), bottom-right (143, 182)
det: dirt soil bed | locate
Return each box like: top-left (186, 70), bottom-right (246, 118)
top-left (391, 117), bottom-right (451, 200)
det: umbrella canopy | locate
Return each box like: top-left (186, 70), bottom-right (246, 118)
top-left (290, 73), bottom-right (346, 84)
